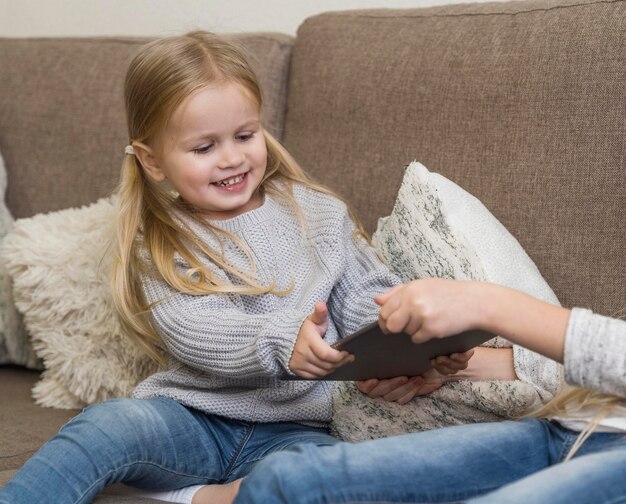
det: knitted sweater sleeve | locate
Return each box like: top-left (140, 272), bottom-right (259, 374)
top-left (142, 274), bottom-right (306, 378)
top-left (327, 207), bottom-right (401, 338)
top-left (564, 307), bottom-right (626, 397)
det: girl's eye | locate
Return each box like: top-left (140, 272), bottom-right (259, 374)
top-left (193, 144), bottom-right (214, 154)
top-left (236, 133), bottom-right (254, 142)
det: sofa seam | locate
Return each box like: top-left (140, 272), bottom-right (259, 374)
top-left (0, 33), bottom-right (295, 49)
top-left (315, 0), bottom-right (624, 21)
top-left (0, 449), bottom-right (37, 460)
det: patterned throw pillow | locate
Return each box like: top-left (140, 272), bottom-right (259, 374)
top-left (331, 162), bottom-right (563, 442)
top-left (1, 196), bottom-right (157, 408)
top-left (0, 151), bottom-right (41, 369)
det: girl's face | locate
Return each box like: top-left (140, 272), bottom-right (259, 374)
top-left (141, 82), bottom-right (267, 220)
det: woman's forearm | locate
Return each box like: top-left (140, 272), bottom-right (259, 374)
top-left (474, 282), bottom-right (570, 364)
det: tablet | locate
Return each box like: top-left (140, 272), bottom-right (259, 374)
top-left (313, 322), bottom-right (495, 381)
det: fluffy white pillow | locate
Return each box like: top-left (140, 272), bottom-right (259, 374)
top-left (331, 161), bottom-right (563, 442)
top-left (1, 196), bottom-right (157, 408)
top-left (0, 151), bottom-right (40, 369)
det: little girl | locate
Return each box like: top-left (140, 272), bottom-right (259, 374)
top-left (0, 31), bottom-right (462, 504)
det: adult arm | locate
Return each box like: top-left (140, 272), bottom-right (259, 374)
top-left (565, 308), bottom-right (626, 397)
top-left (378, 279), bottom-right (570, 361)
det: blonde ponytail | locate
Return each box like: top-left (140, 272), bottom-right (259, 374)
top-left (111, 154), bottom-right (165, 366)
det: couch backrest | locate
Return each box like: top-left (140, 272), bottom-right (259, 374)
top-left (284, 0), bottom-right (626, 315)
top-left (0, 33), bottom-right (293, 219)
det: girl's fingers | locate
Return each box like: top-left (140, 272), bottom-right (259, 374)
top-left (309, 301), bottom-right (328, 326)
top-left (305, 347), bottom-right (354, 373)
top-left (434, 353), bottom-right (472, 370)
top-left (451, 349), bottom-right (475, 362)
top-left (295, 361), bottom-right (338, 378)
top-left (309, 335), bottom-right (347, 363)
top-left (432, 363), bottom-right (457, 375)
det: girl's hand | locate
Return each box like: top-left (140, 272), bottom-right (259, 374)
top-left (355, 349), bottom-right (474, 404)
top-left (289, 302), bottom-right (353, 379)
top-left (375, 279), bottom-right (483, 343)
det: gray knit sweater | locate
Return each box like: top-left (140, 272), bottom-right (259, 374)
top-left (132, 185), bottom-right (400, 426)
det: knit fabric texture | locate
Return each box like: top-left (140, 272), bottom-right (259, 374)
top-left (565, 308), bottom-right (626, 398)
top-left (552, 308), bottom-right (626, 432)
top-left (132, 185), bottom-right (399, 426)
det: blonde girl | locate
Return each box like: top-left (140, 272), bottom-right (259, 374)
top-left (0, 30), bottom-right (368, 504)
top-left (234, 279), bottom-right (626, 504)
top-left (0, 31), bottom-right (473, 504)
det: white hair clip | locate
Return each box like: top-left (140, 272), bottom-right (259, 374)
top-left (124, 145), bottom-right (135, 155)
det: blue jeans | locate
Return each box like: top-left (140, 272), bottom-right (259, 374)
top-left (0, 396), bottom-right (337, 504)
top-left (234, 418), bottom-right (626, 504)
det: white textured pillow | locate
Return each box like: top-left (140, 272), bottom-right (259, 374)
top-left (0, 151), bottom-right (40, 369)
top-left (1, 196), bottom-right (157, 408)
top-left (331, 161), bottom-right (562, 442)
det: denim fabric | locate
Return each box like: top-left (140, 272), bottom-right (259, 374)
top-left (234, 418), bottom-right (626, 504)
top-left (0, 396), bottom-right (337, 504)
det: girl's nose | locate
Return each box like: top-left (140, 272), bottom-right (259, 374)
top-left (217, 142), bottom-right (244, 169)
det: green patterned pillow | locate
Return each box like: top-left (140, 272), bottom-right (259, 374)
top-left (0, 151), bottom-right (41, 369)
top-left (331, 161), bottom-right (562, 442)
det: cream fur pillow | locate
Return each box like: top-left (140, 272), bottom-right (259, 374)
top-left (1, 196), bottom-right (157, 408)
top-left (331, 162), bottom-right (563, 442)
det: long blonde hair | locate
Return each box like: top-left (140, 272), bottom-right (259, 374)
top-left (111, 31), bottom-right (366, 366)
top-left (531, 386), bottom-right (622, 460)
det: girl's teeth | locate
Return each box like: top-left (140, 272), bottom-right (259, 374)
top-left (216, 174), bottom-right (244, 186)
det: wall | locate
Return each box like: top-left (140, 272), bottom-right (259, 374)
top-left (0, 0), bottom-right (495, 37)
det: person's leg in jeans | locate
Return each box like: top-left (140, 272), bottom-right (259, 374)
top-left (234, 418), bottom-right (556, 504)
top-left (190, 419), bottom-right (339, 504)
top-left (225, 420), bottom-right (338, 480)
top-left (0, 396), bottom-right (245, 504)
top-left (467, 426), bottom-right (626, 504)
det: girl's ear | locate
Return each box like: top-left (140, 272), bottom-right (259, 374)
top-left (132, 142), bottom-right (167, 182)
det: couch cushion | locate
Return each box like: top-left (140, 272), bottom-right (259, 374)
top-left (0, 367), bottom-right (169, 502)
top-left (0, 366), bottom-right (78, 471)
top-left (284, 0), bottom-right (626, 316)
top-left (0, 33), bottom-right (293, 220)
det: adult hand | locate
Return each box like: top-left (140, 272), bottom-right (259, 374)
top-left (375, 279), bottom-right (483, 343)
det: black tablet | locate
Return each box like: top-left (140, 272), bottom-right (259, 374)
top-left (304, 322), bottom-right (495, 381)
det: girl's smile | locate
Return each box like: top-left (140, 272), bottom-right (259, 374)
top-left (136, 82), bottom-right (267, 220)
top-left (212, 171), bottom-right (248, 189)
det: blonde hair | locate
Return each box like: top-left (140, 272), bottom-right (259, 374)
top-left (530, 385), bottom-right (622, 460)
top-left (111, 31), bottom-right (366, 366)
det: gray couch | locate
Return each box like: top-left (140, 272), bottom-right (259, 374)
top-left (1, 0), bottom-right (625, 501)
